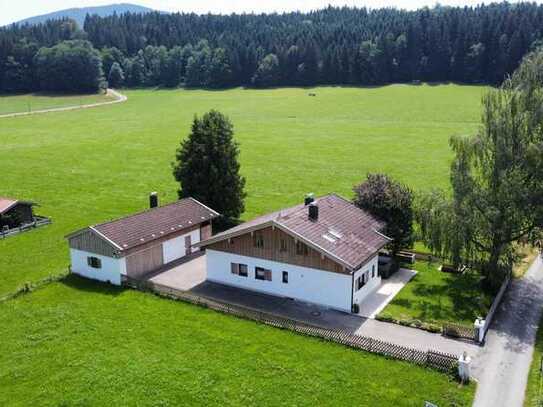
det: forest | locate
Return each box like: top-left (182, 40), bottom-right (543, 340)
top-left (1, 2), bottom-right (543, 93)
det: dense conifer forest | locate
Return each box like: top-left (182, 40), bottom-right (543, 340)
top-left (1, 2), bottom-right (543, 93)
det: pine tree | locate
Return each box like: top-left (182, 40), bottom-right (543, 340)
top-left (172, 110), bottom-right (246, 225)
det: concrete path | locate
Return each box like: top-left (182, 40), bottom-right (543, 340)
top-left (357, 268), bottom-right (417, 318)
top-left (472, 254), bottom-right (543, 407)
top-left (0, 88), bottom-right (127, 119)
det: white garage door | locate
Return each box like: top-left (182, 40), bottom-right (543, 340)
top-left (163, 235), bottom-right (189, 264)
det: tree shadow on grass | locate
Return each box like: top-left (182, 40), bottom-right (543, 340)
top-left (410, 270), bottom-right (491, 324)
top-left (61, 274), bottom-right (125, 297)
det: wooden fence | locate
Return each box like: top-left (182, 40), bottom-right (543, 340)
top-left (0, 217), bottom-right (51, 239)
top-left (123, 276), bottom-right (459, 373)
top-left (442, 322), bottom-right (476, 341)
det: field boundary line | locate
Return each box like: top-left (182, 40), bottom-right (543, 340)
top-left (0, 271), bottom-right (69, 303)
top-left (0, 88), bottom-right (127, 118)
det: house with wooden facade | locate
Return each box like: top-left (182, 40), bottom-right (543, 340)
top-left (66, 196), bottom-right (219, 285)
top-left (197, 194), bottom-right (390, 313)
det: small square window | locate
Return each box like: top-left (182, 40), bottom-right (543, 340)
top-left (280, 239), bottom-right (287, 252)
top-left (87, 256), bottom-right (102, 269)
top-left (282, 271), bottom-right (288, 284)
top-left (231, 263), bottom-right (248, 277)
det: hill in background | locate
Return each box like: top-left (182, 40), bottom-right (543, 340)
top-left (13, 3), bottom-right (156, 27)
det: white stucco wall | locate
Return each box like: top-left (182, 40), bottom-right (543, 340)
top-left (162, 228), bottom-right (201, 264)
top-left (206, 249), bottom-right (353, 312)
top-left (352, 254), bottom-right (381, 305)
top-left (69, 248), bottom-right (126, 286)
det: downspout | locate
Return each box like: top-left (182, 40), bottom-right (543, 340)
top-left (350, 270), bottom-right (355, 313)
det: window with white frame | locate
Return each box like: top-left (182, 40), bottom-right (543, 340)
top-left (231, 263), bottom-right (248, 277)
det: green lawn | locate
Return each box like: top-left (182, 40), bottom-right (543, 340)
top-left (378, 262), bottom-right (494, 330)
top-left (0, 84), bottom-right (485, 297)
top-left (0, 275), bottom-right (475, 406)
top-left (525, 314), bottom-right (543, 406)
top-left (0, 91), bottom-right (116, 115)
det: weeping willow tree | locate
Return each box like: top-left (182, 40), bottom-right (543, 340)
top-left (417, 48), bottom-right (543, 290)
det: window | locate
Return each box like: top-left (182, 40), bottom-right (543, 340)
top-left (280, 238), bottom-right (288, 252)
top-left (296, 241), bottom-right (308, 256)
top-left (372, 265), bottom-right (375, 278)
top-left (87, 256), bottom-right (102, 269)
top-left (282, 271), bottom-right (289, 284)
top-left (231, 263), bottom-right (248, 277)
top-left (356, 271), bottom-right (369, 291)
top-left (255, 267), bottom-right (272, 281)
top-left (253, 232), bottom-right (264, 248)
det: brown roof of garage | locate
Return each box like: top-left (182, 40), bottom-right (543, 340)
top-left (88, 198), bottom-right (219, 251)
top-left (198, 194), bottom-right (390, 271)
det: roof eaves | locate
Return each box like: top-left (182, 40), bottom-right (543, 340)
top-left (188, 197), bottom-right (221, 217)
top-left (0, 200), bottom-right (18, 214)
top-left (195, 220), bottom-right (276, 247)
top-left (89, 226), bottom-right (124, 251)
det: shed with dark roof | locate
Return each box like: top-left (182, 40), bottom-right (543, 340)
top-left (66, 197), bottom-right (219, 285)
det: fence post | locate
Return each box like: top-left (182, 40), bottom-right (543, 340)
top-left (474, 317), bottom-right (485, 343)
top-left (458, 352), bottom-right (471, 383)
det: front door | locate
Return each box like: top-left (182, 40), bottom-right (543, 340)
top-left (185, 235), bottom-right (192, 256)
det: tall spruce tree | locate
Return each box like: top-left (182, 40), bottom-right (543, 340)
top-left (172, 110), bottom-right (246, 225)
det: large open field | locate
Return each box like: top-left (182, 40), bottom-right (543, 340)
top-left (0, 84), bottom-right (484, 405)
top-left (0, 84), bottom-right (485, 296)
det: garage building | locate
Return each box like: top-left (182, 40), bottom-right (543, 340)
top-left (66, 197), bottom-right (219, 285)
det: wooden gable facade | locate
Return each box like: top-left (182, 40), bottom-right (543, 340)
top-left (205, 226), bottom-right (347, 274)
top-left (68, 229), bottom-right (119, 257)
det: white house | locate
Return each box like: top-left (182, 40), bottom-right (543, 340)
top-left (197, 194), bottom-right (390, 313)
top-left (66, 196), bottom-right (219, 285)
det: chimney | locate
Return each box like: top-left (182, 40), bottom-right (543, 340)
top-left (149, 192), bottom-right (158, 209)
top-left (308, 201), bottom-right (319, 221)
top-left (304, 193), bottom-right (315, 206)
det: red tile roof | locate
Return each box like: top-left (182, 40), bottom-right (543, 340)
top-left (90, 198), bottom-right (219, 251)
top-left (199, 194), bottom-right (390, 270)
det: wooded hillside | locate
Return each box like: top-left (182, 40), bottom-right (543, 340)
top-left (1, 3), bottom-right (542, 92)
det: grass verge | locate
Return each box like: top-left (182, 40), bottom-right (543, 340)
top-left (525, 314), bottom-right (543, 406)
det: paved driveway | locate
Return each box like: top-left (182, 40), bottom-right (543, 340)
top-left (148, 254), bottom-right (479, 359)
top-left (149, 253), bottom-right (206, 291)
top-left (472, 255), bottom-right (543, 407)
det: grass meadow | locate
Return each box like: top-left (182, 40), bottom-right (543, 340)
top-left (0, 91), bottom-right (116, 115)
top-left (0, 84), bottom-right (484, 405)
top-left (0, 275), bottom-right (475, 406)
